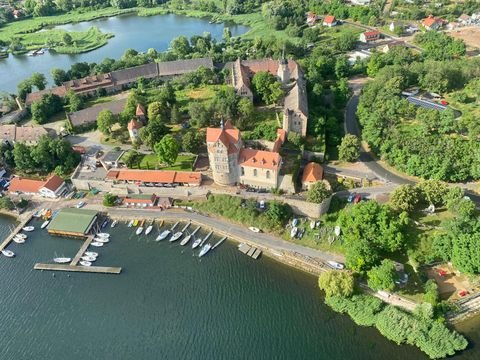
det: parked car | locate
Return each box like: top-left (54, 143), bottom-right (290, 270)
top-left (347, 192), bottom-right (357, 203)
top-left (76, 201), bottom-right (86, 208)
top-left (353, 194), bottom-right (362, 204)
top-left (257, 188), bottom-right (268, 194)
top-left (440, 100), bottom-right (449, 106)
top-left (246, 187), bottom-right (256, 192)
top-left (259, 200), bottom-right (266, 210)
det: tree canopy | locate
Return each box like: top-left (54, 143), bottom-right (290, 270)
top-left (154, 134), bottom-right (179, 166)
top-left (338, 134), bottom-right (360, 162)
top-left (367, 259), bottom-right (398, 292)
top-left (318, 271), bottom-right (355, 298)
top-left (306, 181), bottom-right (332, 204)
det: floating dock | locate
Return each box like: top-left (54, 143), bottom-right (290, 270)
top-left (34, 263), bottom-right (121, 274)
top-left (212, 236), bottom-right (226, 250)
top-left (238, 243), bottom-right (262, 259)
top-left (70, 235), bottom-right (94, 266)
top-left (0, 212), bottom-right (33, 253)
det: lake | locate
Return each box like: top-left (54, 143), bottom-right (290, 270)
top-left (0, 13), bottom-right (249, 94)
top-left (0, 214), bottom-right (479, 359)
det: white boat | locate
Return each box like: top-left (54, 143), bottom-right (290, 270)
top-left (93, 237), bottom-right (109, 243)
top-left (80, 260), bottom-right (92, 267)
top-left (136, 227), bottom-right (144, 235)
top-left (310, 220), bottom-right (316, 229)
top-left (15, 233), bottom-right (27, 239)
top-left (290, 227), bottom-right (298, 238)
top-left (334, 226), bottom-right (341, 237)
top-left (169, 231), bottom-right (183, 242)
top-left (180, 234), bottom-right (192, 246)
top-left (13, 237), bottom-right (25, 244)
top-left (90, 242), bottom-right (104, 247)
top-left (41, 220), bottom-right (50, 229)
top-left (145, 225), bottom-right (153, 235)
top-left (192, 237), bottom-right (202, 249)
top-left (292, 218), bottom-right (299, 227)
top-left (2, 250), bottom-right (15, 258)
top-left (81, 255), bottom-right (96, 262)
top-left (111, 220), bottom-right (118, 228)
top-left (96, 233), bottom-right (110, 238)
top-left (199, 243), bottom-right (212, 257)
top-left (127, 220), bottom-right (134, 227)
top-left (248, 227), bottom-right (261, 233)
top-left (53, 257), bottom-right (71, 263)
top-left (22, 226), bottom-right (34, 232)
top-left (85, 251), bottom-right (98, 257)
top-left (156, 230), bottom-right (170, 241)
top-left (327, 261), bottom-right (345, 270)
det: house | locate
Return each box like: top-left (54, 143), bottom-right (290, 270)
top-left (207, 121), bottom-right (285, 189)
top-left (306, 12), bottom-right (318, 26)
top-left (9, 174), bottom-right (66, 198)
top-left (66, 98), bottom-right (127, 130)
top-left (99, 150), bottom-right (125, 170)
top-left (458, 14), bottom-right (471, 25)
top-left (127, 118), bottom-right (143, 143)
top-left (422, 15), bottom-right (446, 31)
top-left (323, 15), bottom-right (337, 27)
top-left (359, 30), bottom-right (381, 43)
top-left (47, 208), bottom-right (98, 237)
top-left (228, 58), bottom-right (308, 136)
top-left (136, 104), bottom-right (146, 122)
top-left (123, 194), bottom-right (158, 207)
top-left (301, 162), bottom-right (324, 190)
top-left (0, 124), bottom-right (48, 146)
top-left (25, 86), bottom-right (67, 106)
top-left (105, 169), bottom-right (202, 186)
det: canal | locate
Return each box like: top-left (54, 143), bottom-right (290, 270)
top-left (0, 13), bottom-right (249, 93)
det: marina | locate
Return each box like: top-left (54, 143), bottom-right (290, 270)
top-left (0, 212), bottom-right (33, 254)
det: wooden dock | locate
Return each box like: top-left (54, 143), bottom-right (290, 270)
top-left (70, 235), bottom-right (94, 266)
top-left (0, 212), bottom-right (33, 252)
top-left (34, 263), bottom-right (121, 274)
top-left (238, 243), bottom-right (262, 260)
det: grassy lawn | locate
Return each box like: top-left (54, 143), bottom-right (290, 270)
top-left (172, 85), bottom-right (229, 113)
top-left (122, 151), bottom-right (195, 171)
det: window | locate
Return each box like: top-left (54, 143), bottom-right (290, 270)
top-left (241, 167), bottom-right (245, 176)
top-left (253, 169), bottom-right (257, 177)
top-left (266, 170), bottom-right (270, 179)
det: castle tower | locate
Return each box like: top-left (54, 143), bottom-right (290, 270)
top-left (277, 58), bottom-right (289, 84)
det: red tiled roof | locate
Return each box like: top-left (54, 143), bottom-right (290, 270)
top-left (106, 170), bottom-right (201, 185)
top-left (173, 172), bottom-right (202, 184)
top-left (72, 146), bottom-right (86, 154)
top-left (41, 175), bottom-right (65, 192)
top-left (8, 177), bottom-right (44, 193)
top-left (127, 118), bottom-right (142, 131)
top-left (136, 104), bottom-right (146, 117)
top-left (323, 15), bottom-right (336, 24)
top-left (302, 162), bottom-right (324, 183)
top-left (422, 15), bottom-right (445, 27)
top-left (364, 30), bottom-right (380, 37)
top-left (239, 148), bottom-right (281, 171)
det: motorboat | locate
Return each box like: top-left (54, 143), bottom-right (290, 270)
top-left (248, 227), bottom-right (261, 233)
top-left (127, 220), bottom-right (134, 227)
top-left (145, 222), bottom-right (153, 235)
top-left (22, 226), bottom-right (34, 232)
top-left (101, 219), bottom-right (109, 228)
top-left (156, 230), bottom-right (171, 241)
top-left (96, 233), bottom-right (110, 238)
top-left (327, 261), bottom-right (345, 270)
top-left (334, 226), bottom-right (341, 237)
top-left (90, 242), bottom-right (104, 247)
top-left (81, 255), bottom-right (96, 262)
top-left (180, 234), bottom-right (192, 246)
top-left (2, 250), bottom-right (15, 258)
top-left (93, 237), bottom-right (109, 243)
top-left (111, 220), bottom-right (118, 228)
top-left (290, 227), bottom-right (298, 238)
top-left (53, 257), bottom-right (71, 263)
top-left (292, 218), bottom-right (299, 227)
top-left (84, 251), bottom-right (98, 257)
top-left (80, 260), bottom-right (92, 267)
top-left (133, 219), bottom-right (139, 227)
top-left (192, 237), bottom-right (202, 249)
top-left (199, 243), bottom-right (212, 257)
top-left (136, 226), bottom-right (144, 235)
top-left (41, 220), bottom-right (50, 229)
top-left (13, 237), bottom-right (25, 244)
top-left (169, 231), bottom-right (183, 242)
top-left (15, 233), bottom-right (27, 239)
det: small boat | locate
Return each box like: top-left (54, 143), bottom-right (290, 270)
top-left (145, 221), bottom-right (154, 235)
top-left (192, 237), bottom-right (202, 249)
top-left (327, 261), bottom-right (345, 270)
top-left (199, 243), bottom-right (212, 257)
top-left (290, 227), bottom-right (298, 238)
top-left (334, 226), bottom-right (341, 237)
top-left (90, 241), bottom-right (104, 247)
top-left (33, 209), bottom-right (41, 218)
top-left (93, 237), bottom-right (109, 243)
top-left (181, 226), bottom-right (200, 246)
top-left (53, 257), bottom-right (71, 264)
top-left (2, 249), bottom-right (15, 258)
top-left (96, 233), bottom-right (110, 238)
top-left (292, 218), bottom-right (299, 227)
top-left (248, 227), bottom-right (261, 233)
top-left (310, 220), bottom-right (316, 229)
top-left (156, 230), bottom-right (171, 241)
top-left (111, 220), bottom-right (118, 228)
top-left (169, 231), bottom-right (183, 242)
top-left (297, 228), bottom-right (305, 239)
top-left (15, 233), bottom-right (27, 239)
top-left (81, 255), bottom-right (96, 262)
top-left (85, 251), bottom-right (98, 257)
top-left (136, 227), bottom-right (144, 235)
top-left (101, 219), bottom-right (109, 228)
top-left (133, 219), bottom-right (139, 227)
top-left (22, 226), bottom-right (34, 232)
top-left (41, 220), bottom-right (50, 229)
top-left (127, 220), bottom-right (134, 227)
top-left (13, 237), bottom-right (25, 244)
top-left (80, 260), bottom-right (92, 267)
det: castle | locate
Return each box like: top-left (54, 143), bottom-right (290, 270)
top-left (227, 58), bottom-right (308, 136)
top-left (206, 121), bottom-right (286, 189)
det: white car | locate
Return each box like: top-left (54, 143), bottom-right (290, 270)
top-left (76, 201), bottom-right (86, 208)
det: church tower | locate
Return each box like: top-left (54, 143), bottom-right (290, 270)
top-left (277, 57), bottom-right (289, 84)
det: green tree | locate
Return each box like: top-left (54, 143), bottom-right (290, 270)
top-left (416, 180), bottom-right (448, 206)
top-left (367, 259), bottom-right (398, 292)
top-left (182, 130), bottom-right (204, 153)
top-left (97, 109), bottom-right (116, 135)
top-left (103, 193), bottom-right (118, 207)
top-left (147, 101), bottom-right (163, 120)
top-left (389, 184), bottom-right (421, 213)
top-left (17, 80), bottom-right (32, 101)
top-left (306, 181), bottom-right (332, 204)
top-left (251, 71), bottom-right (283, 104)
top-left (140, 118), bottom-right (168, 148)
top-left (51, 68), bottom-right (68, 86)
top-left (0, 196), bottom-right (15, 211)
top-left (318, 271), bottom-right (355, 298)
top-left (423, 280), bottom-right (439, 307)
top-left (31, 93), bottom-right (63, 124)
top-left (30, 72), bottom-right (47, 91)
top-left (338, 134), bottom-right (360, 162)
top-left (154, 134), bottom-right (179, 166)
top-left (170, 36), bottom-right (191, 58)
top-left (65, 90), bottom-right (83, 112)
top-left (62, 32), bottom-right (73, 46)
top-left (334, 31), bottom-right (357, 51)
top-left (265, 201), bottom-right (292, 226)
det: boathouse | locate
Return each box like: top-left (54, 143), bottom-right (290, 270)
top-left (47, 208), bottom-right (98, 237)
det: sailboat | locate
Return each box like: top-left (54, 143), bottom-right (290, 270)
top-left (145, 220), bottom-right (154, 235)
top-left (181, 226), bottom-right (200, 246)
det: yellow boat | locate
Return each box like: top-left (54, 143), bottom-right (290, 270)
top-left (133, 219), bottom-right (139, 227)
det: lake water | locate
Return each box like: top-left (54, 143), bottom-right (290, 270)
top-left (0, 214), bottom-right (479, 359)
top-left (0, 13), bottom-right (249, 93)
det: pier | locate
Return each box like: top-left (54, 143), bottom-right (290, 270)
top-left (34, 263), bottom-right (121, 274)
top-left (0, 212), bottom-right (33, 252)
top-left (238, 243), bottom-right (262, 259)
top-left (70, 235), bottom-right (94, 266)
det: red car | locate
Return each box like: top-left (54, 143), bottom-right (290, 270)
top-left (440, 100), bottom-right (449, 105)
top-left (353, 194), bottom-right (362, 204)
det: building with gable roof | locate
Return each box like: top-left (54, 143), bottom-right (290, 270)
top-left (127, 118), bottom-right (143, 142)
top-left (9, 174), bottom-right (66, 198)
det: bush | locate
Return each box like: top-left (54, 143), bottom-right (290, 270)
top-left (325, 294), bottom-right (384, 327)
top-left (318, 271), bottom-right (355, 298)
top-left (103, 193), bottom-right (118, 207)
